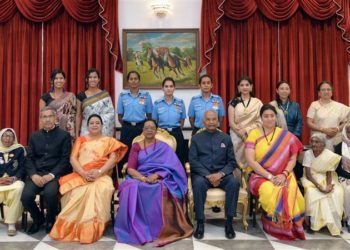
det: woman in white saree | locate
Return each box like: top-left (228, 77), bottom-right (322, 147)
top-left (302, 133), bottom-right (344, 236)
top-left (228, 76), bottom-right (262, 168)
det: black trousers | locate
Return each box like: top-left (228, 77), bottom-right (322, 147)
top-left (21, 178), bottom-right (59, 224)
top-left (192, 174), bottom-right (240, 221)
top-left (118, 122), bottom-right (144, 174)
top-left (167, 127), bottom-right (186, 165)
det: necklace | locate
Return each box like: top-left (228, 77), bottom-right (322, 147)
top-left (241, 97), bottom-right (251, 113)
top-left (143, 140), bottom-right (156, 155)
top-left (279, 100), bottom-right (289, 115)
top-left (262, 127), bottom-right (276, 146)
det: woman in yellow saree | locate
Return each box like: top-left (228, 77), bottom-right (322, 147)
top-left (301, 133), bottom-right (344, 236)
top-left (49, 114), bottom-right (127, 243)
top-left (245, 104), bottom-right (305, 240)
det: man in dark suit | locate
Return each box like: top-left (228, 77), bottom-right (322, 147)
top-left (21, 107), bottom-right (71, 234)
top-left (189, 110), bottom-right (240, 239)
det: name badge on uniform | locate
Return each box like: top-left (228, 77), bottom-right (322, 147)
top-left (0, 157), bottom-right (4, 164)
top-left (220, 143), bottom-right (226, 148)
top-left (139, 96), bottom-right (145, 105)
top-left (213, 100), bottom-right (219, 110)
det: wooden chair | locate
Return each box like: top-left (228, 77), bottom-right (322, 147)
top-left (110, 167), bottom-right (119, 224)
top-left (186, 128), bottom-right (249, 231)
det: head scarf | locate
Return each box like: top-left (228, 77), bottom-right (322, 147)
top-left (0, 128), bottom-right (25, 154)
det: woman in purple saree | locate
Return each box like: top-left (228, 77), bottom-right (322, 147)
top-left (114, 119), bottom-right (192, 246)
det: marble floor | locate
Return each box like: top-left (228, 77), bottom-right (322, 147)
top-left (1, 209), bottom-right (350, 250)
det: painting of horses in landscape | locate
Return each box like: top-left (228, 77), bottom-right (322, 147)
top-left (122, 29), bottom-right (199, 89)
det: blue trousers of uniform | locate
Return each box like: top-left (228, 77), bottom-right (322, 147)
top-left (191, 174), bottom-right (240, 221)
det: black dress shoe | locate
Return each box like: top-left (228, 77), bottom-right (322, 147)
top-left (212, 206), bottom-right (221, 213)
top-left (194, 223), bottom-right (204, 239)
top-left (225, 224), bottom-right (236, 239)
top-left (27, 219), bottom-right (44, 235)
top-left (46, 223), bottom-right (54, 233)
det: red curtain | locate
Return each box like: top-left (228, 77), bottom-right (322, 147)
top-left (0, 0), bottom-right (121, 145)
top-left (43, 10), bottom-right (115, 96)
top-left (0, 12), bottom-right (42, 143)
top-left (201, 0), bottom-right (350, 143)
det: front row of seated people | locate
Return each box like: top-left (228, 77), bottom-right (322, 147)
top-left (2, 104), bottom-right (350, 243)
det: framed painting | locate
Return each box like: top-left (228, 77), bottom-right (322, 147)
top-left (122, 29), bottom-right (199, 89)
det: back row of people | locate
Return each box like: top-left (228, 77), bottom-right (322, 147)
top-left (40, 68), bottom-right (350, 172)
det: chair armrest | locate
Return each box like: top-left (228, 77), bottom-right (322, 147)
top-left (185, 162), bottom-right (191, 176)
top-left (121, 163), bottom-right (128, 177)
top-left (241, 171), bottom-right (248, 190)
top-left (232, 167), bottom-right (248, 190)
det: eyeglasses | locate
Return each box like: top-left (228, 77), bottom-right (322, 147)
top-left (320, 88), bottom-right (332, 92)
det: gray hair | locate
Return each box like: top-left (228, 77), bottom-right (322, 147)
top-left (203, 109), bottom-right (218, 121)
top-left (310, 132), bottom-right (327, 145)
top-left (39, 106), bottom-right (57, 116)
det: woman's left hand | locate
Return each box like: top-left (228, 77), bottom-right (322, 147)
top-left (237, 128), bottom-right (247, 139)
top-left (86, 169), bottom-right (100, 181)
top-left (146, 173), bottom-right (159, 184)
top-left (272, 174), bottom-right (286, 186)
top-left (324, 183), bottom-right (334, 193)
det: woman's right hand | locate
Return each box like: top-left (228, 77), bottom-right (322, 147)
top-left (322, 127), bottom-right (337, 138)
top-left (0, 177), bottom-right (13, 185)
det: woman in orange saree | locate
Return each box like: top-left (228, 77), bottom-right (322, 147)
top-left (49, 114), bottom-right (127, 244)
top-left (245, 104), bottom-right (305, 240)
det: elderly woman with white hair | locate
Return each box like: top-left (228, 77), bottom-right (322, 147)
top-left (334, 124), bottom-right (350, 232)
top-left (301, 133), bottom-right (344, 235)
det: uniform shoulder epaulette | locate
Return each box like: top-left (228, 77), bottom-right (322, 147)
top-left (191, 95), bottom-right (201, 100)
top-left (174, 97), bottom-right (184, 103)
top-left (154, 98), bottom-right (163, 105)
